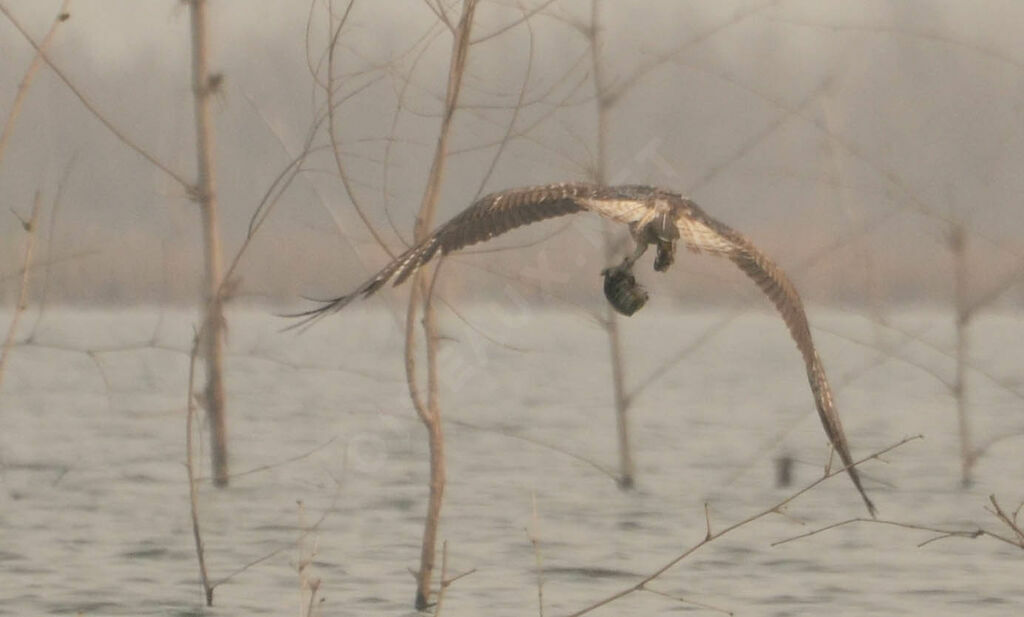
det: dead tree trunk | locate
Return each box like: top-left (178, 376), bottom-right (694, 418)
top-left (188, 0), bottom-right (229, 487)
top-left (408, 0), bottom-right (478, 609)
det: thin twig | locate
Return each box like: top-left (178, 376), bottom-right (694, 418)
top-left (447, 416), bottom-right (618, 482)
top-left (0, 3), bottom-right (190, 188)
top-left (27, 154), bottom-right (77, 339)
top-left (528, 492), bottom-right (545, 617)
top-left (184, 334), bottom-right (214, 606)
top-left (325, 0), bottom-right (396, 258)
top-left (195, 436), bottom-right (338, 482)
top-left (212, 480), bottom-right (344, 589)
top-left (0, 193), bottom-right (42, 394)
top-left (641, 587), bottom-right (733, 616)
top-left (298, 500), bottom-right (323, 617)
top-left (770, 516), bottom-right (1020, 550)
top-left (433, 540), bottom-right (450, 616)
top-left (470, 1), bottom-right (536, 200)
top-left (564, 435), bottom-right (920, 617)
top-left (0, 0), bottom-right (70, 169)
top-left (987, 495), bottom-right (1024, 546)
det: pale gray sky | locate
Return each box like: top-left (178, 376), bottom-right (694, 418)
top-left (1, 1), bottom-right (1022, 307)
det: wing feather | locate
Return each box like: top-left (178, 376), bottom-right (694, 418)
top-left (288, 183), bottom-right (628, 328)
top-left (677, 204), bottom-right (877, 516)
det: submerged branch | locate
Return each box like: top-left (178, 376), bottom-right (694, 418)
top-left (565, 435), bottom-right (920, 616)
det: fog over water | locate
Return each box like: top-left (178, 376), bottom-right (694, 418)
top-left (1, 2), bottom-right (1023, 615)
top-left (1, 1), bottom-right (1022, 307)
top-left (2, 309), bottom-right (1024, 615)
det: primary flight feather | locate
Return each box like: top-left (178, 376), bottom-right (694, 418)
top-left (293, 182), bottom-right (876, 515)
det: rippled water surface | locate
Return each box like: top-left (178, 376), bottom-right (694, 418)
top-left (1, 308), bottom-right (1022, 616)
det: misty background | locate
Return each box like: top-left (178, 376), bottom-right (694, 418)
top-left (4, 3), bottom-right (1024, 614)
top-left (2, 0), bottom-right (1023, 312)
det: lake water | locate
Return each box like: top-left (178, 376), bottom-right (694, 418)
top-left (1, 307), bottom-right (1021, 616)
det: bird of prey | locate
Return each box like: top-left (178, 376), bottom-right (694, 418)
top-left (294, 182), bottom-right (876, 515)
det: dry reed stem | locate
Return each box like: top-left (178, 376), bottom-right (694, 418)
top-left (407, 0), bottom-right (478, 609)
top-left (0, 193), bottom-right (42, 394)
top-left (0, 3), bottom-right (189, 188)
top-left (27, 156), bottom-right (77, 340)
top-left (564, 435), bottom-right (920, 617)
top-left (0, 0), bottom-right (70, 169)
top-left (185, 334), bottom-right (214, 606)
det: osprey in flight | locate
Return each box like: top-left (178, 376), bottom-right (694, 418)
top-left (295, 182), bottom-right (876, 515)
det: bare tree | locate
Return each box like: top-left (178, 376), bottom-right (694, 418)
top-left (406, 2), bottom-right (478, 607)
top-left (188, 0), bottom-right (229, 487)
top-left (578, 0), bottom-right (784, 489)
top-left (948, 222), bottom-right (973, 486)
top-left (2, 0), bottom-right (230, 485)
top-left (587, 0), bottom-right (635, 489)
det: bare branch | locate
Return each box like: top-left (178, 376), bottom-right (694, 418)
top-left (0, 2), bottom-right (190, 188)
top-left (0, 193), bottom-right (42, 394)
top-left (771, 514), bottom-right (1020, 551)
top-left (471, 0), bottom-right (560, 45)
top-left (602, 0), bottom-right (782, 104)
top-left (641, 587), bottom-right (733, 615)
top-left (471, 1), bottom-right (536, 200)
top-left (407, 1), bottom-right (478, 609)
top-left (184, 334), bottom-right (214, 606)
top-left (194, 436), bottom-right (338, 483)
top-left (766, 16), bottom-right (1024, 74)
top-left (0, 0), bottom-right (70, 169)
top-left (325, 0), bottom-right (398, 258)
top-left (988, 495), bottom-right (1024, 546)
top-left (563, 435), bottom-right (921, 617)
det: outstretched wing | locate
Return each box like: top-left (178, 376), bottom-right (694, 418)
top-left (288, 183), bottom-right (653, 328)
top-left (675, 200), bottom-right (877, 516)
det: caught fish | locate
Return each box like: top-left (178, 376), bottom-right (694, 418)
top-left (602, 267), bottom-right (648, 316)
